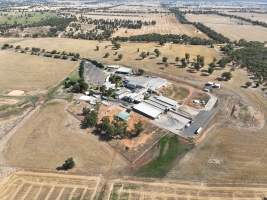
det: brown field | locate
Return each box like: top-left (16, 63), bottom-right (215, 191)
top-left (109, 179), bottom-right (267, 200)
top-left (159, 83), bottom-right (191, 103)
top-left (224, 11), bottom-right (267, 23)
top-left (3, 100), bottom-right (127, 175)
top-left (0, 171), bottom-right (101, 200)
top-left (10, 37), bottom-right (220, 79)
top-left (167, 73), bottom-right (267, 183)
top-left (3, 171), bottom-right (267, 200)
top-left (0, 50), bottom-right (78, 92)
top-left (186, 14), bottom-right (267, 42)
top-left (106, 13), bottom-right (208, 38)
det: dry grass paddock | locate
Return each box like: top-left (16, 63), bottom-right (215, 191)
top-left (10, 37), bottom-right (220, 79)
top-left (3, 100), bottom-right (127, 175)
top-left (224, 11), bottom-right (267, 23)
top-left (109, 179), bottom-right (267, 200)
top-left (101, 13), bottom-right (209, 38)
top-left (167, 74), bottom-right (267, 183)
top-left (0, 50), bottom-right (77, 92)
top-left (186, 14), bottom-right (267, 42)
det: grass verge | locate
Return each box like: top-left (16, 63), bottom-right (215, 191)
top-left (135, 135), bottom-right (193, 178)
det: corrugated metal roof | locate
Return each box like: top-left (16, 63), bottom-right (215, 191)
top-left (133, 102), bottom-right (162, 119)
top-left (116, 67), bottom-right (132, 74)
top-left (155, 96), bottom-right (177, 107)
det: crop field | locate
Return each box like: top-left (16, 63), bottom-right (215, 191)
top-left (108, 179), bottom-right (267, 200)
top-left (0, 171), bottom-right (101, 200)
top-left (11, 37), bottom-right (220, 79)
top-left (3, 100), bottom-right (127, 175)
top-left (186, 14), bottom-right (267, 42)
top-left (0, 50), bottom-right (77, 92)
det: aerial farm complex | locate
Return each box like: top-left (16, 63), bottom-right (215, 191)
top-left (79, 60), bottom-right (218, 138)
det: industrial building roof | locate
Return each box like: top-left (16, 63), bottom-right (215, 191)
top-left (125, 76), bottom-right (168, 91)
top-left (155, 96), bottom-right (178, 107)
top-left (133, 102), bottom-right (162, 119)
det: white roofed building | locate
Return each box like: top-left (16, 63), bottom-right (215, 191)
top-left (115, 67), bottom-right (133, 75)
top-left (133, 102), bottom-right (162, 119)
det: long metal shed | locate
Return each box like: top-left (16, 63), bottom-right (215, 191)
top-left (133, 102), bottom-right (162, 119)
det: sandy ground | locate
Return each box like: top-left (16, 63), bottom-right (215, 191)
top-left (3, 100), bottom-right (127, 175)
top-left (0, 99), bottom-right (18, 106)
top-left (7, 90), bottom-right (25, 96)
top-left (186, 14), bottom-right (267, 42)
top-left (0, 50), bottom-right (78, 92)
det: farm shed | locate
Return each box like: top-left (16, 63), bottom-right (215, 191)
top-left (133, 102), bottom-right (162, 119)
top-left (125, 76), bottom-right (168, 91)
top-left (115, 67), bottom-right (133, 75)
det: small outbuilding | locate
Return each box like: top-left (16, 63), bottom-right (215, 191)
top-left (116, 111), bottom-right (130, 121)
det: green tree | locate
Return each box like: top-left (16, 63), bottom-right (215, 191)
top-left (57, 157), bottom-right (75, 170)
top-left (185, 53), bottom-right (190, 63)
top-left (117, 54), bottom-right (123, 60)
top-left (133, 121), bottom-right (144, 137)
top-left (103, 52), bottom-right (110, 58)
top-left (140, 51), bottom-right (147, 59)
top-left (221, 71), bottom-right (232, 80)
top-left (162, 56), bottom-right (168, 63)
top-left (207, 66), bottom-right (214, 74)
top-left (181, 58), bottom-right (187, 67)
top-left (154, 49), bottom-right (160, 57)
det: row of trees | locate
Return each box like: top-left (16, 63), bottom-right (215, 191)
top-left (194, 23), bottom-right (230, 43)
top-left (113, 33), bottom-right (214, 45)
top-left (189, 10), bottom-right (267, 29)
top-left (170, 8), bottom-right (231, 43)
top-left (1, 43), bottom-right (80, 61)
top-left (65, 16), bottom-right (156, 41)
top-left (78, 17), bottom-right (156, 29)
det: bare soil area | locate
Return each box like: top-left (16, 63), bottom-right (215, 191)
top-left (159, 83), bottom-right (191, 103)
